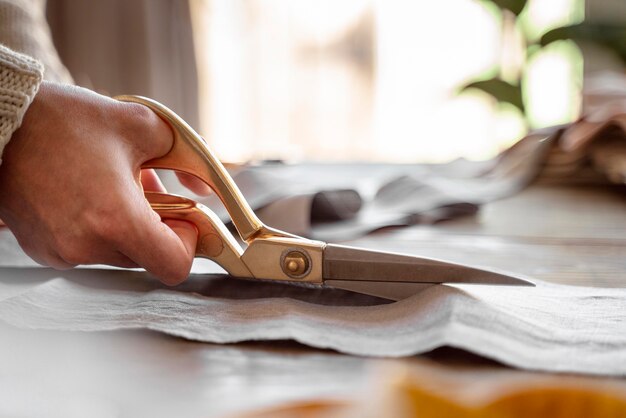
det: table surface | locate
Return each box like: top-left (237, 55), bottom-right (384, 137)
top-left (1, 181), bottom-right (625, 417)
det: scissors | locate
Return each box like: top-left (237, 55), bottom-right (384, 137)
top-left (116, 95), bottom-right (533, 301)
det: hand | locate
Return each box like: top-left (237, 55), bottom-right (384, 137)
top-left (0, 81), bottom-right (201, 285)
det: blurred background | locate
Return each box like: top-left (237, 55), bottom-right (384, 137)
top-left (46, 0), bottom-right (626, 165)
top-left (190, 0), bottom-right (593, 163)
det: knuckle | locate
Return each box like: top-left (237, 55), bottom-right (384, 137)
top-left (23, 242), bottom-right (75, 270)
top-left (124, 102), bottom-right (154, 124)
top-left (86, 207), bottom-right (125, 244)
top-left (94, 218), bottom-right (120, 243)
top-left (13, 235), bottom-right (63, 268)
top-left (17, 241), bottom-right (47, 267)
top-left (122, 102), bottom-right (171, 157)
top-left (13, 232), bottom-right (66, 269)
top-left (55, 239), bottom-right (86, 266)
top-left (15, 237), bottom-right (36, 258)
top-left (125, 102), bottom-right (164, 136)
top-left (54, 208), bottom-right (126, 265)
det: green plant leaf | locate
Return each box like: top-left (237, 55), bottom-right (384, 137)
top-left (541, 23), bottom-right (626, 63)
top-left (488, 0), bottom-right (528, 16)
top-left (460, 78), bottom-right (524, 111)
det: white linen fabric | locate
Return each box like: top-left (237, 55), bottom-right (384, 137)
top-left (0, 246), bottom-right (624, 376)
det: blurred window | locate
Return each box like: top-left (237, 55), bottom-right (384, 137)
top-left (191, 0), bottom-right (584, 163)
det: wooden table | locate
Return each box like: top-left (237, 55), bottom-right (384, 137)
top-left (1, 182), bottom-right (625, 417)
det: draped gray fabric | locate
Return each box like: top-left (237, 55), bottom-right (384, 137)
top-left (46, 0), bottom-right (200, 128)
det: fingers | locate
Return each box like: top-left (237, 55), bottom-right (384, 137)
top-left (111, 102), bottom-right (199, 281)
top-left (139, 170), bottom-right (199, 281)
top-left (121, 102), bottom-right (213, 196)
top-left (95, 253), bottom-right (140, 269)
top-left (140, 169), bottom-right (167, 192)
top-left (0, 85), bottom-right (199, 281)
top-left (144, 169), bottom-right (213, 196)
top-left (176, 172), bottom-right (213, 196)
top-left (11, 234), bottom-right (76, 270)
top-left (163, 219), bottom-right (198, 263)
top-left (123, 99), bottom-right (215, 198)
top-left (35, 252), bottom-right (76, 271)
top-left (56, 246), bottom-right (140, 269)
top-left (9, 191), bottom-right (194, 281)
top-left (118, 201), bottom-right (198, 285)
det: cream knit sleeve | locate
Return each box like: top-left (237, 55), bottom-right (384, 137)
top-left (0, 0), bottom-right (71, 164)
top-left (0, 44), bottom-right (43, 163)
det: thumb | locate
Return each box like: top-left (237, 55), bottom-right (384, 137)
top-left (122, 101), bottom-right (175, 162)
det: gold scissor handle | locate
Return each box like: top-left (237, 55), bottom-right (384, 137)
top-left (145, 192), bottom-right (253, 278)
top-left (147, 191), bottom-right (325, 284)
top-left (116, 95), bottom-right (290, 243)
top-left (117, 95), bottom-right (325, 285)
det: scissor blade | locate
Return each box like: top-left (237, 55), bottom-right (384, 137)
top-left (324, 280), bottom-right (434, 301)
top-left (322, 244), bottom-right (533, 286)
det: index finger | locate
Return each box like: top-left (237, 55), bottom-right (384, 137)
top-left (118, 198), bottom-right (198, 285)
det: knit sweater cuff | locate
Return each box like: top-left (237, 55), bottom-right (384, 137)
top-left (0, 44), bottom-right (44, 164)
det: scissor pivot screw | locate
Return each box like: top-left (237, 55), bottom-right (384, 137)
top-left (281, 249), bottom-right (311, 279)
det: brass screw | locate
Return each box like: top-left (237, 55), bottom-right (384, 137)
top-left (281, 250), bottom-right (310, 278)
top-left (286, 260), bottom-right (299, 272)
